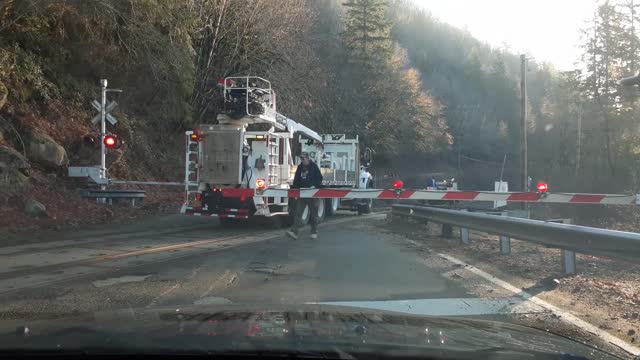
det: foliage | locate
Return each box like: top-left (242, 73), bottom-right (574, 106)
top-left (342, 0), bottom-right (392, 70)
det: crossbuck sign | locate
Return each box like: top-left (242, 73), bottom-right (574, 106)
top-left (91, 99), bottom-right (118, 125)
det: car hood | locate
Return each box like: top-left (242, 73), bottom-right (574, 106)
top-left (0, 303), bottom-right (619, 359)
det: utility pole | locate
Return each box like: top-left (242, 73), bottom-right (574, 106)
top-left (576, 104), bottom-right (582, 176)
top-left (520, 54), bottom-right (528, 193)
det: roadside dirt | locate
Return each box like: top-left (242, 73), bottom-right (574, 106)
top-left (0, 172), bottom-right (183, 244)
top-left (380, 216), bottom-right (640, 359)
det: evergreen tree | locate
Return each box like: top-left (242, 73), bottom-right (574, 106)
top-left (342, 0), bottom-right (392, 69)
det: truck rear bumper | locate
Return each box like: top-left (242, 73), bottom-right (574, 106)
top-left (183, 207), bottom-right (250, 219)
top-left (184, 212), bottom-right (250, 219)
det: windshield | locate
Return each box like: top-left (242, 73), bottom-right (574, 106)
top-left (0, 0), bottom-right (637, 359)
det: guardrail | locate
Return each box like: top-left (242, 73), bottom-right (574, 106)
top-left (109, 180), bottom-right (184, 186)
top-left (391, 204), bottom-right (640, 274)
top-left (80, 189), bottom-right (145, 206)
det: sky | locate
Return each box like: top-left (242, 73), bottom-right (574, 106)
top-left (411, 0), bottom-right (597, 71)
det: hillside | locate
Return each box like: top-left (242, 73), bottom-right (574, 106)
top-left (1, 0), bottom-right (639, 231)
top-left (0, 0), bottom-right (448, 231)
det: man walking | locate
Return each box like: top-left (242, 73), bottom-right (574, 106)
top-left (286, 152), bottom-right (323, 240)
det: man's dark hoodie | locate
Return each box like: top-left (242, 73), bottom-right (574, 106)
top-left (293, 160), bottom-right (323, 189)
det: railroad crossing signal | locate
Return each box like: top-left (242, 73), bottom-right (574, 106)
top-left (91, 99), bottom-right (118, 125)
top-left (68, 79), bottom-right (123, 189)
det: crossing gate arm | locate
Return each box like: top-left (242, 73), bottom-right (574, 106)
top-left (220, 188), bottom-right (640, 205)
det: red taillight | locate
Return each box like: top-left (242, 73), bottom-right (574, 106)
top-left (191, 129), bottom-right (203, 141)
top-left (256, 178), bottom-right (266, 189)
top-left (537, 181), bottom-right (549, 193)
top-left (393, 180), bottom-right (404, 190)
top-left (240, 196), bottom-right (246, 202)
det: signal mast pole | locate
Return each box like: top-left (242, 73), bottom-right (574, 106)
top-left (100, 79), bottom-right (107, 187)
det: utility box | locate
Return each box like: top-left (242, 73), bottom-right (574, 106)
top-left (199, 127), bottom-right (244, 184)
top-left (68, 166), bottom-right (107, 184)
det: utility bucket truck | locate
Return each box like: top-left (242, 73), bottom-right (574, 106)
top-left (181, 76), bottom-right (372, 226)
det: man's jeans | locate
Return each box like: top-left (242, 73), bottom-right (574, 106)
top-left (292, 198), bottom-right (318, 234)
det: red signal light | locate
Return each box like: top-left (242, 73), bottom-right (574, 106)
top-left (537, 181), bottom-right (549, 193)
top-left (393, 180), bottom-right (404, 190)
top-left (196, 193), bottom-right (202, 200)
top-left (103, 134), bottom-right (118, 149)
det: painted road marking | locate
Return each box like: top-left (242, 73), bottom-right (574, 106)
top-left (0, 224), bottom-right (218, 256)
top-left (313, 297), bottom-right (546, 316)
top-left (92, 275), bottom-right (152, 288)
top-left (396, 237), bottom-right (640, 356)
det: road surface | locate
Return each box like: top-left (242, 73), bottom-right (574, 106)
top-left (0, 212), bottom-right (630, 357)
top-left (0, 213), bottom-right (470, 311)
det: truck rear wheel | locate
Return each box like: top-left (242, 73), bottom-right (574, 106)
top-left (317, 199), bottom-right (326, 223)
top-left (325, 198), bottom-right (339, 216)
top-left (357, 179), bottom-right (374, 215)
top-left (300, 203), bottom-right (310, 225)
top-left (358, 199), bottom-right (373, 215)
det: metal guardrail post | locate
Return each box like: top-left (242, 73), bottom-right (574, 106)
top-left (562, 248), bottom-right (577, 274)
top-left (497, 210), bottom-right (530, 256)
top-left (459, 209), bottom-right (470, 244)
top-left (442, 224), bottom-right (453, 238)
top-left (558, 218), bottom-right (576, 274)
top-left (546, 218), bottom-right (577, 274)
top-left (499, 236), bottom-right (511, 255)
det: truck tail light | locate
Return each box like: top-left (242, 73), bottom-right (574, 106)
top-left (256, 178), bottom-right (266, 189)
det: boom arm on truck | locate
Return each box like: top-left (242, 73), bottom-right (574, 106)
top-left (220, 76), bottom-right (321, 143)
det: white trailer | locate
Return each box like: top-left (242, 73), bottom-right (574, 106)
top-left (181, 76), bottom-right (371, 226)
top-left (301, 134), bottom-right (374, 215)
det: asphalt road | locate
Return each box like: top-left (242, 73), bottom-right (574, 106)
top-left (0, 213), bottom-right (447, 308)
top-left (0, 211), bottom-right (546, 317)
top-left (0, 211), bottom-right (630, 357)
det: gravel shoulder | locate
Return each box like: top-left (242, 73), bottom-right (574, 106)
top-left (380, 215), bottom-right (640, 359)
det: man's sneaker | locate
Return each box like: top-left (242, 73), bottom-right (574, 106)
top-left (310, 233), bottom-right (318, 240)
top-left (286, 231), bottom-right (298, 240)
